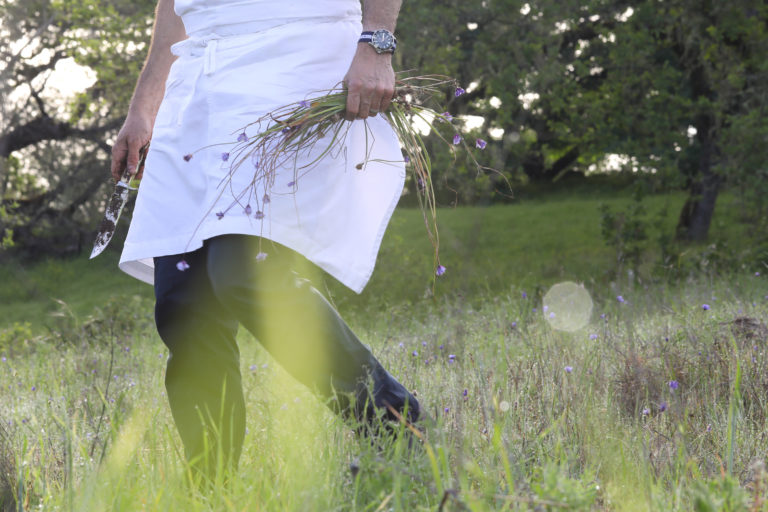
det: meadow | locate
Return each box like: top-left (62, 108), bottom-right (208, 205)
top-left (1, 187), bottom-right (767, 511)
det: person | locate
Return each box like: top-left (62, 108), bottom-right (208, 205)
top-left (110, 0), bottom-right (420, 481)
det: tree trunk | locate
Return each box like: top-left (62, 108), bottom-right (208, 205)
top-left (676, 116), bottom-right (720, 241)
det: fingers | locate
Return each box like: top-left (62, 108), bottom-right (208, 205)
top-left (344, 80), bottom-right (393, 121)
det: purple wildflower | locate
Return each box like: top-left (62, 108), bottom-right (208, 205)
top-left (31, 386), bottom-right (36, 391)
top-left (176, 259), bottom-right (190, 272)
top-left (281, 126), bottom-right (291, 134)
top-left (462, 389), bottom-right (468, 397)
top-left (706, 424), bottom-right (712, 432)
top-left (412, 350), bottom-right (418, 357)
top-left (237, 132), bottom-right (248, 142)
top-left (642, 408), bottom-right (650, 416)
top-left (455, 87), bottom-right (466, 97)
top-left (254, 210), bottom-right (264, 220)
top-left (1, 357), bottom-right (5, 362)
top-left (403, 155), bottom-right (410, 163)
top-left (183, 154), bottom-right (193, 162)
top-left (452, 134), bottom-right (462, 145)
top-left (299, 100), bottom-right (311, 108)
top-left (702, 304), bottom-right (711, 311)
top-left (475, 138), bottom-right (487, 150)
top-left (398, 342), bottom-right (404, 349)
top-left (436, 264), bottom-right (447, 276)
top-left (617, 295), bottom-right (625, 303)
top-left (216, 211), bottom-right (225, 220)
top-left (589, 334), bottom-right (598, 340)
top-left (263, 194), bottom-right (271, 204)
top-left (249, 364), bottom-right (258, 372)
top-left (756, 272), bottom-right (761, 277)
top-left (522, 291), bottom-right (527, 299)
top-left (255, 252), bottom-right (268, 262)
top-left (668, 380), bottom-right (679, 390)
top-left (439, 344), bottom-right (444, 350)
top-left (422, 341), bottom-right (427, 347)
top-left (444, 407), bottom-right (450, 413)
top-left (511, 321), bottom-right (517, 328)
top-left (448, 354), bottom-right (456, 361)
top-left (221, 152), bottom-right (230, 162)
top-left (244, 204), bottom-right (252, 215)
top-left (564, 366), bottom-right (573, 373)
top-left (659, 402), bottom-right (667, 412)
top-left (287, 181), bottom-right (296, 187)
top-left (441, 112), bottom-right (453, 122)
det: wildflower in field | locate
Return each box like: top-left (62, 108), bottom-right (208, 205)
top-left (183, 153), bottom-right (193, 161)
top-left (287, 181), bottom-right (296, 187)
top-left (564, 366), bottom-right (573, 373)
top-left (1, 357), bottom-right (5, 362)
top-left (668, 380), bottom-right (679, 390)
top-left (543, 305), bottom-right (549, 312)
top-left (216, 211), bottom-right (225, 219)
top-left (255, 252), bottom-right (268, 262)
top-left (412, 350), bottom-right (418, 357)
top-left (600, 313), bottom-right (606, 319)
top-left (176, 259), bottom-right (190, 271)
top-left (511, 321), bottom-right (517, 328)
top-left (249, 364), bottom-right (257, 372)
top-left (455, 87), bottom-right (465, 97)
top-left (444, 407), bottom-right (450, 413)
top-left (549, 312), bottom-right (556, 319)
top-left (263, 194), bottom-right (271, 204)
top-left (642, 408), bottom-right (650, 416)
top-left (701, 304), bottom-right (710, 311)
top-left (452, 134), bottom-right (462, 145)
top-left (254, 211), bottom-right (265, 219)
top-left (221, 152), bottom-right (230, 162)
top-left (237, 132), bottom-right (248, 142)
top-left (422, 341), bottom-right (427, 347)
top-left (439, 344), bottom-right (444, 350)
top-left (706, 424), bottom-right (712, 432)
top-left (659, 402), bottom-right (667, 412)
top-left (589, 334), bottom-right (598, 340)
top-left (31, 386), bottom-right (36, 391)
top-left (463, 389), bottom-right (468, 397)
top-left (448, 354), bottom-right (456, 363)
top-left (441, 112), bottom-right (453, 122)
top-left (475, 138), bottom-right (487, 150)
top-left (755, 272), bottom-right (760, 277)
top-left (522, 291), bottom-right (527, 299)
top-left (299, 100), bottom-right (311, 108)
top-left (403, 155), bottom-right (410, 163)
top-left (398, 342), bottom-right (404, 349)
top-left (244, 204), bottom-right (252, 215)
top-left (436, 265), bottom-right (447, 276)
top-left (617, 295), bottom-right (625, 303)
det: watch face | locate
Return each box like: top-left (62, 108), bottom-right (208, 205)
top-left (371, 30), bottom-right (394, 51)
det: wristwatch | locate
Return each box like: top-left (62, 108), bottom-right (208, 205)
top-left (358, 29), bottom-right (397, 54)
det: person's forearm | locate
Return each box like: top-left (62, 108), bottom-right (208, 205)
top-left (128, 0), bottom-right (187, 120)
top-left (361, 0), bottom-right (402, 31)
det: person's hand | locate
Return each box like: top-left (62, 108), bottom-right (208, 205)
top-left (343, 44), bottom-right (395, 121)
top-left (111, 113), bottom-right (153, 181)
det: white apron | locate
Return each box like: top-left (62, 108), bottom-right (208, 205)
top-left (118, 0), bottom-right (406, 294)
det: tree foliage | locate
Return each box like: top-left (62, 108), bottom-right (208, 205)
top-left (0, 0), bottom-right (155, 255)
top-left (398, 0), bottom-right (768, 241)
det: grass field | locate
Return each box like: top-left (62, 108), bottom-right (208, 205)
top-left (1, 190), bottom-right (767, 511)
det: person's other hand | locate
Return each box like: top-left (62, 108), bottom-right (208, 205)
top-left (111, 114), bottom-right (152, 181)
top-left (343, 44), bottom-right (395, 121)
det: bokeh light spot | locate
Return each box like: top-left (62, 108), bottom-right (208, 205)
top-left (543, 281), bottom-right (594, 332)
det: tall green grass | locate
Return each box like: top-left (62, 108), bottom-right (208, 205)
top-left (1, 193), bottom-right (767, 511)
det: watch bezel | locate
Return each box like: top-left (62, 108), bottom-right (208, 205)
top-left (370, 29), bottom-right (395, 53)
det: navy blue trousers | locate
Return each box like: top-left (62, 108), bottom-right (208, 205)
top-left (154, 235), bottom-right (419, 477)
